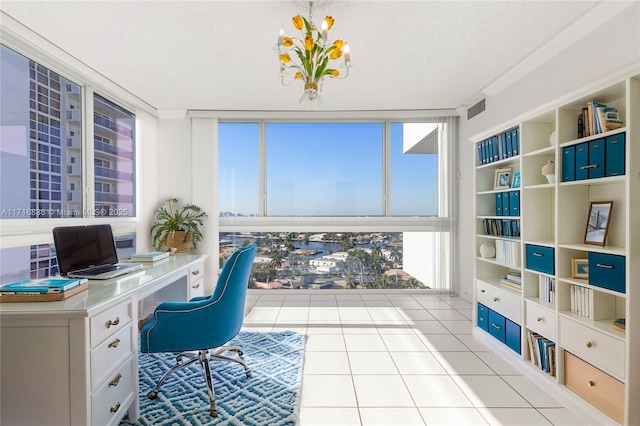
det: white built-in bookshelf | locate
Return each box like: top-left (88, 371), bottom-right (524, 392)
top-left (472, 69), bottom-right (639, 425)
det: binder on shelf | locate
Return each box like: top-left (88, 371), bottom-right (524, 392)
top-left (506, 131), bottom-right (513, 157)
top-left (495, 192), bottom-right (503, 216)
top-left (509, 191), bottom-right (520, 216)
top-left (130, 251), bottom-right (170, 262)
top-left (0, 277), bottom-right (87, 294)
top-left (511, 129), bottom-right (519, 156)
top-left (477, 143), bottom-right (483, 166)
top-left (492, 136), bottom-right (499, 162)
top-left (501, 192), bottom-right (510, 216)
top-left (562, 145), bottom-right (576, 181)
top-left (501, 133), bottom-right (508, 160)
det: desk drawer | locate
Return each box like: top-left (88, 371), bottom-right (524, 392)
top-left (91, 325), bottom-right (133, 390)
top-left (91, 300), bottom-right (132, 347)
top-left (525, 245), bottom-right (554, 275)
top-left (189, 260), bottom-right (205, 285)
top-left (525, 301), bottom-right (556, 341)
top-left (488, 310), bottom-right (506, 342)
top-left (92, 357), bottom-right (135, 426)
top-left (588, 252), bottom-right (625, 293)
top-left (477, 281), bottom-right (521, 323)
top-left (559, 316), bottom-right (625, 379)
top-left (564, 351), bottom-right (624, 424)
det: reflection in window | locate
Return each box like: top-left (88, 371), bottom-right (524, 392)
top-left (1, 45), bottom-right (82, 218)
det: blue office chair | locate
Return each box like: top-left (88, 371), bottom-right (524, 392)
top-left (140, 243), bottom-right (257, 417)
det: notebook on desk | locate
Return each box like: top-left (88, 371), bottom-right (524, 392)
top-left (53, 224), bottom-right (143, 280)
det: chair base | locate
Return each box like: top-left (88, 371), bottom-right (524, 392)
top-left (147, 345), bottom-right (251, 417)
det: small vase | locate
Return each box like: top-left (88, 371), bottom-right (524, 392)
top-left (542, 161), bottom-right (555, 183)
top-left (479, 242), bottom-right (496, 258)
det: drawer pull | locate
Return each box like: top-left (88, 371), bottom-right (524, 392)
top-left (192, 283), bottom-right (200, 289)
top-left (106, 317), bottom-right (120, 328)
top-left (596, 263), bottom-right (614, 269)
top-left (586, 341), bottom-right (592, 348)
top-left (192, 270), bottom-right (200, 275)
top-left (109, 373), bottom-right (122, 387)
top-left (537, 317), bottom-right (543, 322)
top-left (492, 324), bottom-right (502, 330)
top-left (110, 403), bottom-right (121, 413)
top-left (480, 289), bottom-right (485, 293)
top-left (108, 338), bottom-right (121, 348)
top-left (532, 252), bottom-right (544, 257)
top-left (588, 380), bottom-right (595, 387)
top-left (580, 164), bottom-right (598, 170)
top-left (493, 297), bottom-right (499, 302)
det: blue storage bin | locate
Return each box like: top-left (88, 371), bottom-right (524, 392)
top-left (488, 310), bottom-right (506, 342)
top-left (575, 143), bottom-right (589, 180)
top-left (526, 244), bottom-right (555, 275)
top-left (588, 252), bottom-right (626, 293)
top-left (505, 319), bottom-right (521, 354)
top-left (562, 146), bottom-right (575, 182)
top-left (605, 133), bottom-right (625, 177)
top-left (477, 303), bottom-right (489, 331)
top-left (588, 139), bottom-right (605, 179)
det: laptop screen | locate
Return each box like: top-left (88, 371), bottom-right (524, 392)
top-left (53, 224), bottom-right (119, 275)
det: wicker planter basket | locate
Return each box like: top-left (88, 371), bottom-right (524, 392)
top-left (165, 230), bottom-right (192, 253)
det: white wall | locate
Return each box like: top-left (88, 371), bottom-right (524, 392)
top-left (156, 116), bottom-right (218, 291)
top-left (456, 2), bottom-right (640, 301)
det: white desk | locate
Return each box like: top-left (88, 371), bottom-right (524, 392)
top-left (0, 255), bottom-right (206, 426)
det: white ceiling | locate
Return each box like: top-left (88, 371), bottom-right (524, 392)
top-left (1, 0), bottom-right (601, 112)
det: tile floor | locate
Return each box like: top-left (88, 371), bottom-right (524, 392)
top-left (242, 292), bottom-right (587, 426)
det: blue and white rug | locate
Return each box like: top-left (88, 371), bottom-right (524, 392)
top-left (121, 331), bottom-right (306, 426)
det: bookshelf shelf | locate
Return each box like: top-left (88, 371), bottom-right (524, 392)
top-left (473, 70), bottom-right (639, 424)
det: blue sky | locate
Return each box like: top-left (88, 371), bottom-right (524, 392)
top-left (218, 122), bottom-right (439, 216)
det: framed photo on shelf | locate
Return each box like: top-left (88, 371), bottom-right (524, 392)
top-left (571, 258), bottom-right (589, 279)
top-left (494, 167), bottom-right (512, 190)
top-left (511, 171), bottom-right (521, 188)
top-left (584, 201), bottom-right (613, 246)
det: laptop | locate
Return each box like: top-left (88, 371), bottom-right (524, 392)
top-left (53, 224), bottom-right (143, 280)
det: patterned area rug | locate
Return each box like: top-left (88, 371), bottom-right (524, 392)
top-left (121, 331), bottom-right (306, 426)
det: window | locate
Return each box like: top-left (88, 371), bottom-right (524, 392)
top-left (1, 45), bottom-right (82, 218)
top-left (93, 94), bottom-right (136, 217)
top-left (218, 119), bottom-right (454, 290)
top-left (0, 45), bottom-right (137, 219)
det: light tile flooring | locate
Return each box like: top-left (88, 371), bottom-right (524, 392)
top-left (242, 292), bottom-right (588, 426)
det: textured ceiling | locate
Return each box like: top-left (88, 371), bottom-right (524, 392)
top-left (1, 1), bottom-right (600, 111)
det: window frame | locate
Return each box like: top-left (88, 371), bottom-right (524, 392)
top-left (218, 117), bottom-right (455, 234)
top-left (0, 41), bottom-right (139, 249)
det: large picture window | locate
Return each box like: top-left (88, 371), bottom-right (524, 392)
top-left (218, 118), bottom-right (454, 290)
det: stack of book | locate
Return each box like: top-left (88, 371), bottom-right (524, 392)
top-left (612, 318), bottom-right (625, 333)
top-left (527, 330), bottom-right (556, 377)
top-left (539, 275), bottom-right (555, 304)
top-left (130, 251), bottom-right (170, 262)
top-left (578, 101), bottom-right (624, 137)
top-left (570, 284), bottom-right (593, 319)
top-left (500, 271), bottom-right (521, 293)
top-left (0, 277), bottom-right (88, 302)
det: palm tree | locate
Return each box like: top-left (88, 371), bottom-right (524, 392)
top-left (349, 249), bottom-right (371, 287)
top-left (390, 246), bottom-right (402, 286)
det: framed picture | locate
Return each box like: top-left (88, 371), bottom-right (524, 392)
top-left (511, 171), bottom-right (521, 188)
top-left (494, 167), bottom-right (512, 190)
top-left (584, 201), bottom-right (613, 246)
top-left (571, 258), bottom-right (589, 279)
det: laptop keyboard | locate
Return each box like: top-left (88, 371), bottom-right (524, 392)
top-left (81, 265), bottom-right (120, 276)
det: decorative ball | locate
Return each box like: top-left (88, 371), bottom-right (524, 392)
top-left (479, 242), bottom-right (496, 258)
top-left (549, 130), bottom-right (558, 146)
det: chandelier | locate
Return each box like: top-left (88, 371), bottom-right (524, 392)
top-left (277, 1), bottom-right (351, 105)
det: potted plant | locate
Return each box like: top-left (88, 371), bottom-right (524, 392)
top-left (151, 198), bottom-right (207, 253)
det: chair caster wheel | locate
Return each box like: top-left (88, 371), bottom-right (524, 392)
top-left (246, 371), bottom-right (252, 378)
top-left (147, 391), bottom-right (158, 400)
top-left (210, 409), bottom-right (218, 417)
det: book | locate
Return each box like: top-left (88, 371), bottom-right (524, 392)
top-left (130, 251), bottom-right (170, 262)
top-left (548, 344), bottom-right (556, 377)
top-left (0, 277), bottom-right (87, 294)
top-left (612, 318), bottom-right (626, 333)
